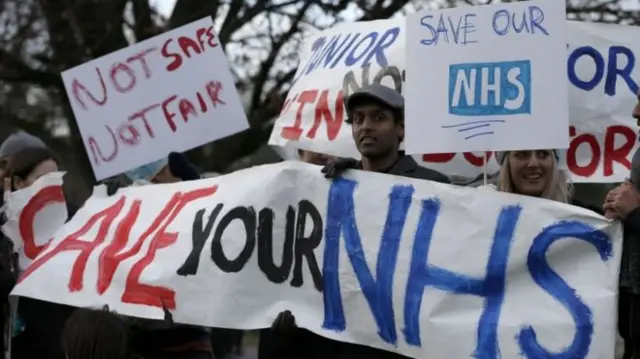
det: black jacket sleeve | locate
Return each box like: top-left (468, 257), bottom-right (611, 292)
top-left (624, 207), bottom-right (640, 235)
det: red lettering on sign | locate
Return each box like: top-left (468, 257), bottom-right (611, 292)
top-left (121, 186), bottom-right (218, 309)
top-left (604, 125), bottom-right (634, 176)
top-left (418, 126), bottom-right (636, 179)
top-left (72, 47), bottom-right (158, 110)
top-left (280, 89), bottom-right (346, 141)
top-left (117, 123), bottom-right (141, 146)
top-left (161, 26), bottom-right (218, 72)
top-left (464, 152), bottom-right (493, 167)
top-left (19, 186), bottom-right (66, 260)
top-left (162, 95), bottom-right (179, 132)
top-left (567, 125), bottom-right (601, 177)
top-left (126, 47), bottom-right (157, 79)
top-left (307, 90), bottom-right (344, 141)
top-left (128, 104), bottom-right (160, 138)
top-left (206, 81), bottom-right (225, 107)
top-left (281, 90), bottom-right (318, 140)
top-left (567, 125), bottom-right (636, 178)
top-left (72, 68), bottom-right (108, 110)
top-left (18, 197), bottom-right (126, 291)
top-left (88, 125), bottom-right (119, 165)
top-left (110, 63), bottom-right (137, 93)
top-left (422, 153), bottom-right (455, 163)
top-left (160, 80), bottom-right (226, 133)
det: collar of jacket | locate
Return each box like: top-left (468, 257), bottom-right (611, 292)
top-left (356, 152), bottom-right (416, 175)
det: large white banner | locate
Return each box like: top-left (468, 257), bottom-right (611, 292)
top-left (269, 19), bottom-right (640, 183)
top-left (6, 163), bottom-right (621, 358)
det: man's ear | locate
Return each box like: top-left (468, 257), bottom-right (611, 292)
top-left (397, 121), bottom-right (405, 143)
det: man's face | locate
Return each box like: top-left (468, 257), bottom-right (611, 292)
top-left (350, 102), bottom-right (403, 159)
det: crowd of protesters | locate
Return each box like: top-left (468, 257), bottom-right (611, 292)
top-left (0, 83), bottom-right (638, 359)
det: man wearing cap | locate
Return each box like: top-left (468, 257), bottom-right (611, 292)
top-left (263, 85), bottom-right (448, 358)
top-left (322, 83), bottom-right (450, 184)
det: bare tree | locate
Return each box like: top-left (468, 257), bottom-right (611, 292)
top-left (0, 0), bottom-right (636, 200)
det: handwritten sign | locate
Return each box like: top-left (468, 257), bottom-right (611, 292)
top-left (404, 0), bottom-right (568, 153)
top-left (267, 18), bottom-right (638, 182)
top-left (9, 163), bottom-right (621, 358)
top-left (62, 17), bottom-right (249, 180)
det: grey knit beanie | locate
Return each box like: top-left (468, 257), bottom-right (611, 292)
top-left (0, 131), bottom-right (47, 158)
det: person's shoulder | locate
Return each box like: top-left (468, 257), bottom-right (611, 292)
top-left (410, 165), bottom-right (451, 184)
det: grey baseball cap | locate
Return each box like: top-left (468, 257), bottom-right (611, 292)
top-left (345, 84), bottom-right (404, 113)
top-left (0, 131), bottom-right (47, 158)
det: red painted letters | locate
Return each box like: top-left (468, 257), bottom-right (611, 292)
top-left (121, 186), bottom-right (218, 308)
top-left (19, 197), bottom-right (126, 291)
top-left (20, 185), bottom-right (218, 309)
top-left (161, 26), bottom-right (218, 72)
top-left (71, 47), bottom-right (157, 110)
top-left (19, 186), bottom-right (66, 260)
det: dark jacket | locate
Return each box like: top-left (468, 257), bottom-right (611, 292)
top-left (617, 205), bottom-right (640, 357)
top-left (389, 155), bottom-right (450, 182)
top-left (11, 201), bottom-right (78, 359)
top-left (356, 154), bottom-right (451, 184)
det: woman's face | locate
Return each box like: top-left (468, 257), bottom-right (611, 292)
top-left (14, 159), bottom-right (58, 190)
top-left (508, 150), bottom-right (554, 197)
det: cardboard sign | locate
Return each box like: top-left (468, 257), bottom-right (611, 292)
top-left (8, 163), bottom-right (621, 358)
top-left (62, 17), bottom-right (249, 180)
top-left (269, 19), bottom-right (640, 182)
top-left (405, 0), bottom-right (568, 153)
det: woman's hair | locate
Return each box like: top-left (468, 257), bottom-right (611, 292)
top-left (62, 307), bottom-right (132, 359)
top-left (4, 147), bottom-right (58, 190)
top-left (497, 152), bottom-right (573, 204)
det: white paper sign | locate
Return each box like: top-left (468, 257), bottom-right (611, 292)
top-left (62, 17), bottom-right (249, 180)
top-left (9, 162), bottom-right (621, 359)
top-left (269, 19), bottom-right (636, 182)
top-left (406, 0), bottom-right (569, 153)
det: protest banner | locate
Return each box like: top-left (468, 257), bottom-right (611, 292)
top-left (9, 163), bottom-right (621, 358)
top-left (405, 0), bottom-right (568, 154)
top-left (62, 17), bottom-right (249, 180)
top-left (1, 172), bottom-right (67, 271)
top-left (269, 18), bottom-right (640, 182)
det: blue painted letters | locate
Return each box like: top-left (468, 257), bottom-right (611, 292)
top-left (321, 180), bottom-right (616, 358)
top-left (420, 13), bottom-right (477, 46)
top-left (492, 6), bottom-right (549, 36)
top-left (567, 45), bottom-right (638, 96)
top-left (296, 27), bottom-right (400, 80)
top-left (323, 179), bottom-right (414, 345)
top-left (403, 203), bottom-right (521, 358)
top-left (448, 60), bottom-right (532, 116)
top-left (518, 221), bottom-right (613, 359)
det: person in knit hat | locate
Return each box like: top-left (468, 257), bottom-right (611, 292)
top-left (0, 131), bottom-right (47, 177)
top-left (0, 131), bottom-right (47, 159)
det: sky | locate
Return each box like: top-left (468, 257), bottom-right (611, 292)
top-left (152, 0), bottom-right (640, 18)
top-left (153, 0), bottom-right (177, 17)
